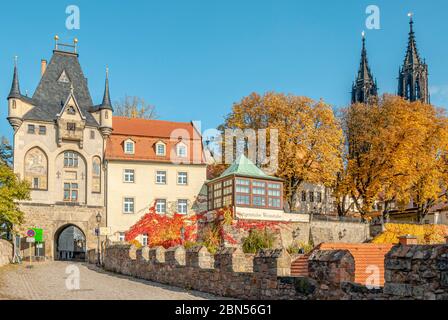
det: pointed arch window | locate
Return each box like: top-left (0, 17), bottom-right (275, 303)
top-left (92, 156), bottom-right (101, 193)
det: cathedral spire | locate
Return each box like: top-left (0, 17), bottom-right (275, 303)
top-left (8, 56), bottom-right (22, 99)
top-left (99, 67), bottom-right (113, 111)
top-left (398, 14), bottom-right (429, 104)
top-left (351, 32), bottom-right (378, 104)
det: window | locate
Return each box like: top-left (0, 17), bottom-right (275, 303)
top-left (155, 199), bottom-right (166, 214)
top-left (309, 191), bottom-right (314, 203)
top-left (118, 232), bottom-right (125, 242)
top-left (28, 124), bottom-right (35, 134)
top-left (123, 197), bottom-right (135, 214)
top-left (177, 199), bottom-right (188, 214)
top-left (156, 171), bottom-right (166, 184)
top-left (177, 172), bottom-right (188, 185)
top-left (267, 182), bottom-right (282, 209)
top-left (64, 151), bottom-right (79, 168)
top-left (176, 143), bottom-right (187, 158)
top-left (253, 196), bottom-right (266, 207)
top-left (67, 122), bottom-right (76, 131)
top-left (156, 142), bottom-right (166, 156)
top-left (90, 130), bottom-right (95, 139)
top-left (301, 191), bottom-right (306, 202)
top-left (236, 195), bottom-right (250, 205)
top-left (317, 192), bottom-right (322, 203)
top-left (105, 111), bottom-right (109, 119)
top-left (33, 178), bottom-right (39, 189)
top-left (124, 140), bottom-right (135, 154)
top-left (269, 198), bottom-right (281, 208)
top-left (12, 100), bottom-right (16, 109)
top-left (38, 126), bottom-right (46, 135)
top-left (142, 234), bottom-right (148, 246)
top-left (124, 169), bottom-right (135, 183)
top-left (236, 179), bottom-right (250, 193)
top-left (63, 183), bottom-right (78, 202)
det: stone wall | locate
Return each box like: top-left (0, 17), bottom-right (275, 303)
top-left (383, 245), bottom-right (448, 300)
top-left (0, 240), bottom-right (13, 267)
top-left (99, 243), bottom-right (448, 300)
top-left (309, 220), bottom-right (370, 244)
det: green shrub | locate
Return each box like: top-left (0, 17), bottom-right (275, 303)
top-left (242, 228), bottom-right (276, 254)
top-left (287, 241), bottom-right (314, 255)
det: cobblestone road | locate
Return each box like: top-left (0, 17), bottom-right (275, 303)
top-left (0, 261), bottom-right (221, 300)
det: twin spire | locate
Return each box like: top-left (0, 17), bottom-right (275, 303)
top-left (352, 13), bottom-right (429, 104)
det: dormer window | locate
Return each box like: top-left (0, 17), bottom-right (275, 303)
top-left (124, 140), bottom-right (135, 154)
top-left (176, 142), bottom-right (187, 158)
top-left (155, 142), bottom-right (166, 156)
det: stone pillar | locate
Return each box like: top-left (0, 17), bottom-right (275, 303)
top-left (137, 246), bottom-right (150, 262)
top-left (165, 246), bottom-right (186, 266)
top-left (148, 246), bottom-right (165, 263)
top-left (253, 249), bottom-right (291, 276)
top-left (186, 246), bottom-right (214, 269)
top-left (398, 235), bottom-right (418, 246)
top-left (129, 245), bottom-right (138, 260)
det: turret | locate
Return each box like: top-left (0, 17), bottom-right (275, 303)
top-left (98, 68), bottom-right (113, 137)
top-left (7, 58), bottom-right (24, 131)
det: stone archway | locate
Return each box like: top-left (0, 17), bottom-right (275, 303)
top-left (54, 224), bottom-right (86, 261)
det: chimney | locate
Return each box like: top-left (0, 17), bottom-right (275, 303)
top-left (41, 59), bottom-right (47, 77)
top-left (398, 234), bottom-right (418, 246)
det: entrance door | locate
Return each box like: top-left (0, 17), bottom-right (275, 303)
top-left (55, 225), bottom-right (86, 261)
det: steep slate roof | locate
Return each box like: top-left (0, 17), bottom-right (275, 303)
top-left (23, 50), bottom-right (98, 127)
top-left (8, 64), bottom-right (21, 99)
top-left (209, 154), bottom-right (282, 183)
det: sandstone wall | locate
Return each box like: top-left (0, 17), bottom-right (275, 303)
top-left (0, 240), bottom-right (13, 267)
top-left (99, 243), bottom-right (448, 300)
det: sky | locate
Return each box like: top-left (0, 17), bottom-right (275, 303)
top-left (1, 0), bottom-right (447, 142)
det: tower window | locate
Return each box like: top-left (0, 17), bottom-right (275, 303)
top-left (28, 124), bottom-right (35, 134)
top-left (39, 126), bottom-right (46, 135)
top-left (90, 130), bottom-right (95, 139)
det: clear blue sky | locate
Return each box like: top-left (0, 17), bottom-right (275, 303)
top-left (1, 0), bottom-right (447, 142)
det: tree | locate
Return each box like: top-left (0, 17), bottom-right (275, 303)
top-left (0, 163), bottom-right (30, 233)
top-left (0, 136), bottom-right (13, 167)
top-left (221, 92), bottom-right (343, 211)
top-left (342, 95), bottom-right (448, 222)
top-left (114, 95), bottom-right (157, 119)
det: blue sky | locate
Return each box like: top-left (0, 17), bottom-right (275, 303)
top-left (1, 0), bottom-right (447, 142)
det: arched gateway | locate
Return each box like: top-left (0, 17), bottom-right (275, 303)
top-left (54, 224), bottom-right (86, 261)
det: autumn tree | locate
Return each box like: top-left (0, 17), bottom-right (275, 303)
top-left (221, 92), bottom-right (343, 211)
top-left (114, 95), bottom-right (157, 119)
top-left (342, 95), bottom-right (448, 222)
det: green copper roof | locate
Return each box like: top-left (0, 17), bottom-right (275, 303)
top-left (210, 154), bottom-right (282, 182)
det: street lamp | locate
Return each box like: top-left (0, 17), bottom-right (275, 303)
top-left (96, 212), bottom-right (102, 267)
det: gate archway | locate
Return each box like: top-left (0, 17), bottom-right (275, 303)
top-left (54, 224), bottom-right (86, 261)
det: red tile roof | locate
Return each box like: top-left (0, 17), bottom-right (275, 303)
top-left (106, 117), bottom-right (205, 164)
top-left (317, 243), bottom-right (393, 286)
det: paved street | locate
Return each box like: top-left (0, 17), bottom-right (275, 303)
top-left (0, 261), bottom-right (221, 300)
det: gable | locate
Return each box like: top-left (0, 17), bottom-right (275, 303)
top-left (58, 70), bottom-right (71, 83)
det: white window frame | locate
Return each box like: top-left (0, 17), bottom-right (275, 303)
top-left (123, 197), bottom-right (135, 214)
top-left (155, 142), bottom-right (166, 156)
top-left (124, 140), bottom-right (135, 155)
top-left (155, 199), bottom-right (167, 214)
top-left (176, 142), bottom-right (187, 158)
top-left (156, 171), bottom-right (167, 184)
top-left (123, 169), bottom-right (135, 183)
top-left (177, 172), bottom-right (188, 185)
top-left (177, 199), bottom-right (188, 214)
top-left (142, 233), bottom-right (148, 246)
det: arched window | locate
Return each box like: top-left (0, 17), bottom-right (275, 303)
top-left (124, 139), bottom-right (135, 154)
top-left (12, 100), bottom-right (16, 109)
top-left (92, 157), bottom-right (101, 193)
top-left (64, 151), bottom-right (79, 167)
top-left (24, 147), bottom-right (48, 190)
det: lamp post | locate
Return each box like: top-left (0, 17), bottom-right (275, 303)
top-left (96, 212), bottom-right (102, 267)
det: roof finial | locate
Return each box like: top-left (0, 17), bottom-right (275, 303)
top-left (74, 38), bottom-right (78, 53)
top-left (54, 35), bottom-right (59, 50)
top-left (408, 12), bottom-right (414, 32)
top-left (14, 55), bottom-right (18, 67)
